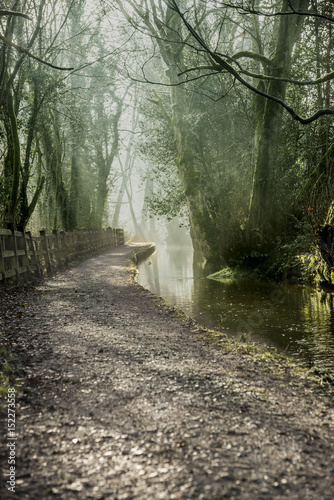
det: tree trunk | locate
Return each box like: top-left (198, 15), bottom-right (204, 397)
top-left (165, 10), bottom-right (217, 261)
top-left (169, 81), bottom-right (214, 258)
top-left (17, 78), bottom-right (45, 231)
top-left (93, 93), bottom-right (123, 228)
top-left (41, 113), bottom-right (72, 231)
top-left (4, 90), bottom-right (21, 229)
top-left (112, 180), bottom-right (126, 228)
top-left (69, 143), bottom-right (79, 230)
top-left (248, 0), bottom-right (309, 247)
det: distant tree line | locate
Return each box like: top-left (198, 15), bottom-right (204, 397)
top-left (0, 0), bottom-right (127, 232)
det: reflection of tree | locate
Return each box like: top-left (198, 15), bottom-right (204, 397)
top-left (165, 218), bottom-right (191, 246)
top-left (140, 246), bottom-right (334, 368)
top-left (299, 289), bottom-right (334, 367)
top-left (142, 253), bottom-right (161, 296)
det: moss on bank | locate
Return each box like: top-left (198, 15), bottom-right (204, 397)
top-left (209, 266), bottom-right (261, 282)
top-left (209, 251), bottom-right (324, 286)
top-left (197, 328), bottom-right (334, 391)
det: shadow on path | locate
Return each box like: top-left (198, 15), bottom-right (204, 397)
top-left (1, 244), bottom-right (334, 499)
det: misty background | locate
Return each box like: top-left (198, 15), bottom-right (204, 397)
top-left (1, 0), bottom-right (333, 282)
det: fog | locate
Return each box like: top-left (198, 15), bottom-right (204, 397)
top-left (1, 0), bottom-right (333, 278)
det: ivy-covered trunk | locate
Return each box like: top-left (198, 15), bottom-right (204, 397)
top-left (165, 10), bottom-right (217, 262)
top-left (3, 91), bottom-right (21, 230)
top-left (170, 82), bottom-right (215, 260)
top-left (247, 0), bottom-right (308, 250)
top-left (41, 113), bottom-right (72, 231)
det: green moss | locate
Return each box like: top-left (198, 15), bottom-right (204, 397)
top-left (191, 324), bottom-right (334, 391)
top-left (209, 266), bottom-right (259, 282)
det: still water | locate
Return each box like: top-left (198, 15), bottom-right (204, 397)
top-left (138, 245), bottom-right (334, 370)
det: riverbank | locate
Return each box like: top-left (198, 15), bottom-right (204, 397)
top-left (1, 243), bottom-right (334, 499)
top-left (137, 244), bottom-right (334, 370)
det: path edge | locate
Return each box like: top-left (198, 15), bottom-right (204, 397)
top-left (124, 243), bottom-right (334, 398)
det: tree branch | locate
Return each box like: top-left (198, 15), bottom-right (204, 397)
top-left (0, 10), bottom-right (31, 20)
top-left (0, 33), bottom-right (74, 71)
top-left (234, 65), bottom-right (334, 87)
top-left (167, 0), bottom-right (334, 124)
top-left (217, 1), bottom-right (334, 23)
top-left (178, 64), bottom-right (221, 76)
top-left (0, 0), bottom-right (47, 107)
top-left (230, 50), bottom-right (271, 66)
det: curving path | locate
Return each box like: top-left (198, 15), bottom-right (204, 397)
top-left (1, 243), bottom-right (334, 499)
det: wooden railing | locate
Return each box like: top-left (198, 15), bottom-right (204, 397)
top-left (0, 228), bottom-right (124, 283)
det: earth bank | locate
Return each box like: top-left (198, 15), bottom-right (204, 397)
top-left (0, 243), bottom-right (333, 499)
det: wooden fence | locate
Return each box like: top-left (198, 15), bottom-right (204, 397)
top-left (0, 228), bottom-right (124, 283)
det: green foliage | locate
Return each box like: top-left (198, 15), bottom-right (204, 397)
top-left (0, 1), bottom-right (125, 232)
top-left (1, 0), bottom-right (333, 282)
top-left (144, 178), bottom-right (188, 222)
top-left (138, 90), bottom-right (189, 223)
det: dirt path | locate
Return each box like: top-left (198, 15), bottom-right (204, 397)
top-left (1, 243), bottom-right (334, 499)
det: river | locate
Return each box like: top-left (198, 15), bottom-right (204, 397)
top-left (138, 245), bottom-right (334, 370)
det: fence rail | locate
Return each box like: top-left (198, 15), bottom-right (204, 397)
top-left (0, 228), bottom-right (124, 283)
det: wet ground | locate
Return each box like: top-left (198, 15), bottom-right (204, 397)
top-left (138, 245), bottom-right (334, 369)
top-left (0, 243), bottom-right (334, 499)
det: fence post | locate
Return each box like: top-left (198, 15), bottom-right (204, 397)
top-left (53, 230), bottom-right (61, 270)
top-left (11, 230), bottom-right (20, 280)
top-left (59, 231), bottom-right (67, 266)
top-left (63, 232), bottom-right (69, 262)
top-left (0, 232), bottom-right (6, 283)
top-left (66, 232), bottom-right (73, 262)
top-left (27, 231), bottom-right (41, 278)
top-left (116, 229), bottom-right (124, 246)
top-left (106, 228), bottom-right (110, 247)
top-left (21, 231), bottom-right (31, 280)
top-left (40, 230), bottom-right (51, 274)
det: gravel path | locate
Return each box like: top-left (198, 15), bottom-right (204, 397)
top-left (1, 243), bottom-right (334, 499)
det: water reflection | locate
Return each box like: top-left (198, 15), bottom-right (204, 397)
top-left (138, 245), bottom-right (334, 370)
